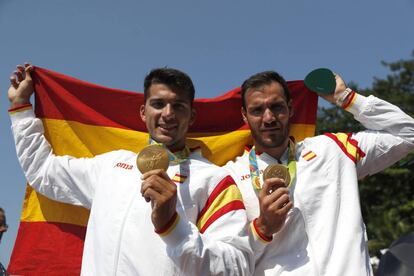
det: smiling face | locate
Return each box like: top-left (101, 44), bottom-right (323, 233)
top-left (140, 83), bottom-right (196, 151)
top-left (242, 81), bottom-right (293, 155)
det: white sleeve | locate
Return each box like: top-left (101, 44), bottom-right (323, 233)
top-left (224, 161), bottom-right (269, 262)
top-left (345, 94), bottom-right (414, 179)
top-left (247, 218), bottom-right (272, 262)
top-left (10, 106), bottom-right (105, 209)
top-left (158, 174), bottom-right (254, 276)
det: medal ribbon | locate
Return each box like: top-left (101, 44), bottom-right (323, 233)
top-left (149, 138), bottom-right (190, 165)
top-left (248, 139), bottom-right (297, 191)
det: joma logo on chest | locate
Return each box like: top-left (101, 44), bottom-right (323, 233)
top-left (240, 169), bottom-right (263, 181)
top-left (114, 162), bottom-right (133, 170)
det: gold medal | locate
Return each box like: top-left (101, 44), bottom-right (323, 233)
top-left (136, 145), bottom-right (169, 174)
top-left (263, 164), bottom-right (290, 186)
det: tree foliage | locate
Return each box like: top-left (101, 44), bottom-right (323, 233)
top-left (316, 51), bottom-right (414, 257)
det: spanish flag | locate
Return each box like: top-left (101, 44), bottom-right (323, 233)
top-left (8, 67), bottom-right (317, 275)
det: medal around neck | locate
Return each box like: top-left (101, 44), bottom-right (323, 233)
top-left (136, 145), bottom-right (169, 174)
top-left (263, 164), bottom-right (291, 186)
top-left (304, 68), bottom-right (336, 95)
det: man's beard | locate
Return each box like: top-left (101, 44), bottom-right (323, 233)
top-left (251, 125), bottom-right (290, 150)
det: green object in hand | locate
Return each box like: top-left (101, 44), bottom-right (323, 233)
top-left (304, 68), bottom-right (336, 95)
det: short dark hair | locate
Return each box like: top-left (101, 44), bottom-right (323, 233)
top-left (144, 68), bottom-right (195, 104)
top-left (241, 71), bottom-right (291, 109)
top-left (0, 207), bottom-right (5, 226)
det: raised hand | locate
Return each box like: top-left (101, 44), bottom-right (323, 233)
top-left (319, 73), bottom-right (348, 105)
top-left (0, 225), bottom-right (8, 233)
top-left (8, 63), bottom-right (34, 108)
top-left (140, 169), bottom-right (177, 232)
top-left (256, 177), bottom-right (293, 237)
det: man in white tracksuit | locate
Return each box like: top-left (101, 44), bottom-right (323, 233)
top-left (224, 70), bottom-right (414, 275)
top-left (8, 64), bottom-right (254, 275)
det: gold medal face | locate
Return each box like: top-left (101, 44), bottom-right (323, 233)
top-left (263, 164), bottom-right (290, 185)
top-left (136, 145), bottom-right (169, 174)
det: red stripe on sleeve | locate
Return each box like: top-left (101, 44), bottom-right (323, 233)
top-left (341, 91), bottom-right (356, 110)
top-left (324, 133), bottom-right (365, 163)
top-left (253, 218), bottom-right (273, 242)
top-left (197, 176), bottom-right (235, 221)
top-left (155, 212), bottom-right (179, 235)
top-left (348, 136), bottom-right (366, 160)
top-left (8, 103), bottom-right (33, 112)
top-left (199, 200), bottom-right (245, 233)
top-left (324, 133), bottom-right (356, 163)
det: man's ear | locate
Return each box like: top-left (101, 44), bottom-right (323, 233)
top-left (288, 100), bottom-right (294, 118)
top-left (189, 107), bottom-right (197, 126)
top-left (139, 105), bottom-right (146, 122)
top-left (241, 107), bottom-right (248, 124)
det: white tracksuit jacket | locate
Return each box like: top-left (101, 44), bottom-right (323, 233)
top-left (10, 107), bottom-right (254, 276)
top-left (224, 94), bottom-right (414, 276)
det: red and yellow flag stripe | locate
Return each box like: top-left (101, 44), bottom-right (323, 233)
top-left (302, 150), bottom-right (317, 161)
top-left (172, 174), bottom-right (188, 184)
top-left (196, 176), bottom-right (245, 233)
top-left (324, 132), bottom-right (366, 163)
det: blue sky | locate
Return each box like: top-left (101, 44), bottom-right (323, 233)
top-left (1, 0), bottom-right (414, 266)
